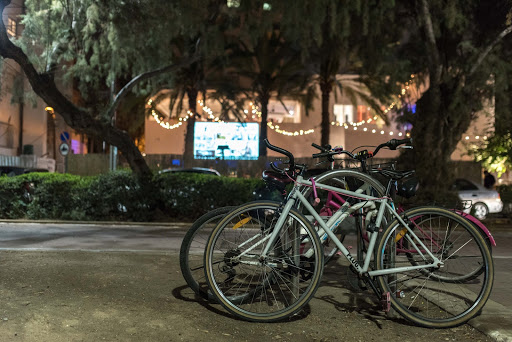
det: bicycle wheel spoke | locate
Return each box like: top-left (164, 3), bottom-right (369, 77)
top-left (205, 201), bottom-right (324, 322)
top-left (377, 207), bottom-right (493, 328)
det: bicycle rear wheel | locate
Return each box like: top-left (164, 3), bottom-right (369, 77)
top-left (204, 200), bottom-right (324, 322)
top-left (179, 206), bottom-right (235, 300)
top-left (376, 207), bottom-right (494, 328)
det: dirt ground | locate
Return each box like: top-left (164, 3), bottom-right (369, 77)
top-left (0, 251), bottom-right (492, 342)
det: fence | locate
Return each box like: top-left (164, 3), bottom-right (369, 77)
top-left (0, 154), bottom-right (56, 172)
top-left (63, 153), bottom-right (483, 182)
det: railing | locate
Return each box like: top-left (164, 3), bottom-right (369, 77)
top-left (0, 154), bottom-right (56, 172)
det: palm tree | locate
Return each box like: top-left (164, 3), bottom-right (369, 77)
top-left (227, 30), bottom-right (314, 157)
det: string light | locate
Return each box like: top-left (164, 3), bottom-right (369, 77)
top-left (147, 99), bottom-right (184, 130)
top-left (267, 122), bottom-right (314, 136)
top-left (149, 74), bottom-right (417, 137)
top-left (465, 135), bottom-right (488, 141)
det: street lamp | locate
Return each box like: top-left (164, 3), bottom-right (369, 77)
top-left (45, 106), bottom-right (56, 159)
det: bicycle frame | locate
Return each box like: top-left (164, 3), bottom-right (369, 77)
top-left (259, 174), bottom-right (443, 277)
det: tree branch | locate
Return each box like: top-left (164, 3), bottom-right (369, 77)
top-left (0, 1), bottom-right (153, 177)
top-left (419, 0), bottom-right (442, 84)
top-left (470, 25), bottom-right (512, 76)
top-left (107, 57), bottom-right (199, 119)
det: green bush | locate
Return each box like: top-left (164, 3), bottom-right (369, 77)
top-left (0, 175), bottom-right (31, 218)
top-left (24, 173), bottom-right (84, 220)
top-left (157, 173), bottom-right (263, 220)
top-left (0, 171), bottom-right (264, 222)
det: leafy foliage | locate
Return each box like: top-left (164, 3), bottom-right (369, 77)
top-left (0, 172), bottom-right (263, 222)
top-left (468, 133), bottom-right (512, 176)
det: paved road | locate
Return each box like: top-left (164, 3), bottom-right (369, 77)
top-left (0, 221), bottom-right (511, 341)
top-left (0, 222), bottom-right (186, 253)
top-left (1, 222), bottom-right (511, 306)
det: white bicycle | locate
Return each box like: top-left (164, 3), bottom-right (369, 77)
top-left (203, 139), bottom-right (494, 328)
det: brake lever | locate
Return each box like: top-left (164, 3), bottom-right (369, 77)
top-left (397, 146), bottom-right (413, 149)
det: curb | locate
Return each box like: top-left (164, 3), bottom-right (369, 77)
top-left (470, 299), bottom-right (512, 342)
top-left (0, 219), bottom-right (192, 229)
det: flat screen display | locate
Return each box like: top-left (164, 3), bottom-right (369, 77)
top-left (194, 122), bottom-right (259, 160)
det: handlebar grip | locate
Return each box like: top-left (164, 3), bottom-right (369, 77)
top-left (311, 143), bottom-right (332, 152)
top-left (264, 139), bottom-right (295, 166)
top-left (311, 143), bottom-right (323, 150)
top-left (388, 138), bottom-right (413, 150)
top-left (395, 138), bottom-right (412, 145)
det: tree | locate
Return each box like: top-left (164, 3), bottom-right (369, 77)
top-left (226, 29), bottom-right (314, 157)
top-left (396, 0), bottom-right (512, 199)
top-left (468, 6), bottom-right (512, 176)
top-left (0, 0), bottom-right (211, 177)
top-left (275, 0), bottom-right (403, 147)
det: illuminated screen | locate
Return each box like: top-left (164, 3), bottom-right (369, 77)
top-left (194, 122), bottom-right (259, 160)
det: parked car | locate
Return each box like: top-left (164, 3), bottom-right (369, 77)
top-left (159, 167), bottom-right (221, 176)
top-left (0, 166), bottom-right (49, 177)
top-left (453, 178), bottom-right (503, 220)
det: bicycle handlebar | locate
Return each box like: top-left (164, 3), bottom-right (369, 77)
top-left (373, 138), bottom-right (412, 156)
top-left (312, 138), bottom-right (412, 163)
top-left (264, 139), bottom-right (296, 174)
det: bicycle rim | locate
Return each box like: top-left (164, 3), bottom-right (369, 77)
top-left (376, 207), bottom-right (494, 328)
top-left (204, 201), bottom-right (324, 322)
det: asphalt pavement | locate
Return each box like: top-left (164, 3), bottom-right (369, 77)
top-left (0, 220), bottom-right (511, 341)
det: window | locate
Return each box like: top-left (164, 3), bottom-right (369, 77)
top-left (356, 105), bottom-right (372, 122)
top-left (7, 18), bottom-right (17, 37)
top-left (454, 179), bottom-right (478, 191)
top-left (333, 104), bottom-right (354, 124)
top-left (267, 100), bottom-right (300, 123)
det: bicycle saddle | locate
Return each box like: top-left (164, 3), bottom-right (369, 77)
top-left (262, 170), bottom-right (294, 184)
top-left (377, 169), bottom-right (415, 181)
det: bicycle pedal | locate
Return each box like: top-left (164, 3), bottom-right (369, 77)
top-left (381, 292), bottom-right (391, 313)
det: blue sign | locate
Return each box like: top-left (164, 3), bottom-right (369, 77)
top-left (60, 131), bottom-right (70, 143)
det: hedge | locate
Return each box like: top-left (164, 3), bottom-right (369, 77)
top-left (0, 171), bottom-right (264, 222)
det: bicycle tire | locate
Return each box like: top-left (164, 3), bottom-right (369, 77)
top-left (376, 207), bottom-right (494, 328)
top-left (204, 200), bottom-right (324, 322)
top-left (179, 206), bottom-right (235, 300)
top-left (299, 169), bottom-right (387, 264)
top-left (402, 212), bottom-right (492, 283)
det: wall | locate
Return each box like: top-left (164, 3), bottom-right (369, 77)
top-left (67, 154), bottom-right (109, 176)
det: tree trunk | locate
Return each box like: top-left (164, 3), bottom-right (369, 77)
top-left (410, 84), bottom-right (473, 202)
top-left (258, 94), bottom-right (269, 157)
top-left (320, 81), bottom-right (332, 147)
top-left (183, 88), bottom-right (198, 167)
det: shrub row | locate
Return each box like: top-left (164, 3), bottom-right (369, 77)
top-left (0, 171), bottom-right (264, 222)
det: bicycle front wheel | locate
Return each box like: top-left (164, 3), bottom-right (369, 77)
top-left (376, 207), bottom-right (494, 328)
top-left (402, 211), bottom-right (490, 283)
top-left (204, 200), bottom-right (324, 322)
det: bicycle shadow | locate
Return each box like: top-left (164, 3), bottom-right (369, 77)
top-left (315, 257), bottom-right (412, 328)
top-left (171, 284), bottom-right (312, 322)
